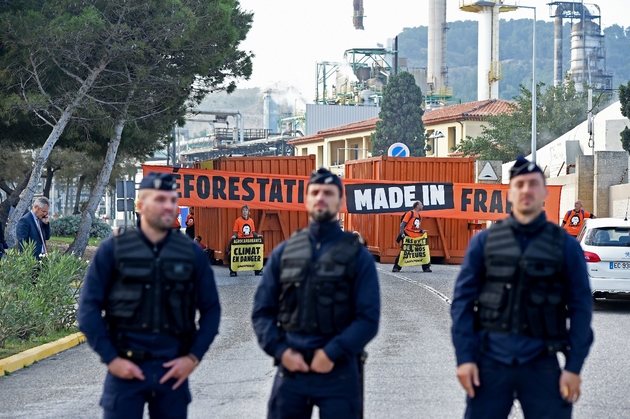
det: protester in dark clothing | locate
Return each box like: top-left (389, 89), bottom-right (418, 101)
top-left (451, 156), bottom-right (593, 419)
top-left (185, 208), bottom-right (195, 239)
top-left (252, 167), bottom-right (380, 419)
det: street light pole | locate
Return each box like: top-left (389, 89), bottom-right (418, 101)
top-left (531, 7), bottom-right (536, 163)
top-left (517, 4), bottom-right (537, 162)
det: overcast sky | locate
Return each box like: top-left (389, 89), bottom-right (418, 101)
top-left (236, 0), bottom-right (628, 105)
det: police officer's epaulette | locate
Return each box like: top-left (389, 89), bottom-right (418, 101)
top-left (115, 226), bottom-right (139, 237)
top-left (289, 228), bottom-right (306, 238)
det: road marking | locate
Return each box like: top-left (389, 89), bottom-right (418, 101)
top-left (378, 268), bottom-right (452, 305)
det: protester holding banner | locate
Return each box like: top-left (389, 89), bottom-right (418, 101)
top-left (252, 167), bottom-right (380, 419)
top-left (561, 199), bottom-right (596, 237)
top-left (185, 207), bottom-right (195, 239)
top-left (229, 205), bottom-right (262, 277)
top-left (451, 156), bottom-right (593, 418)
top-left (392, 201), bottom-right (431, 273)
top-left (172, 206), bottom-right (181, 232)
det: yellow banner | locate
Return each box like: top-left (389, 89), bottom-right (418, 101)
top-left (230, 237), bottom-right (264, 272)
top-left (398, 234), bottom-right (431, 266)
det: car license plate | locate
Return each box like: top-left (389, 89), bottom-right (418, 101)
top-left (610, 262), bottom-right (630, 269)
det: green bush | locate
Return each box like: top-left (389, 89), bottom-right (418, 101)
top-left (0, 242), bottom-right (88, 348)
top-left (50, 214), bottom-right (113, 239)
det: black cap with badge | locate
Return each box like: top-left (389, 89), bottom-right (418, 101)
top-left (308, 167), bottom-right (344, 196)
top-left (139, 172), bottom-right (177, 190)
top-left (509, 155), bottom-right (544, 180)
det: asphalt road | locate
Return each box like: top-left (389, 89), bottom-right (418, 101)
top-left (1, 263), bottom-right (629, 419)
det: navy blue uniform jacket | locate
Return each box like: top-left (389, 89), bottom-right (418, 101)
top-left (78, 229), bottom-right (221, 365)
top-left (252, 221), bottom-right (380, 363)
top-left (16, 211), bottom-right (50, 258)
top-left (451, 214), bottom-right (594, 374)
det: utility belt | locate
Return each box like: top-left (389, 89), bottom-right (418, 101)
top-left (110, 328), bottom-right (193, 363)
top-left (478, 330), bottom-right (568, 359)
top-left (118, 348), bottom-right (167, 363)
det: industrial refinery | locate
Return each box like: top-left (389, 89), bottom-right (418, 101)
top-left (460, 0), bottom-right (612, 99)
top-left (168, 0), bottom-right (615, 165)
top-left (549, 1), bottom-right (613, 90)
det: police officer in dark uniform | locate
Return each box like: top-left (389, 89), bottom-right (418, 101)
top-left (78, 172), bottom-right (221, 419)
top-left (252, 167), bottom-right (380, 419)
top-left (451, 156), bottom-right (594, 419)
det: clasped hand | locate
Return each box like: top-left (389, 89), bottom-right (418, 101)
top-left (281, 348), bottom-right (334, 374)
top-left (108, 355), bottom-right (198, 390)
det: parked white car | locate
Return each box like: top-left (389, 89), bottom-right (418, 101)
top-left (578, 218), bottom-right (630, 297)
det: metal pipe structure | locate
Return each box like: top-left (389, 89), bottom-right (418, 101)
top-left (478, 7), bottom-right (493, 100)
top-left (490, 3), bottom-right (501, 99)
top-left (191, 110), bottom-right (245, 143)
top-left (238, 111), bottom-right (244, 144)
top-left (554, 13), bottom-right (563, 86)
top-left (428, 0), bottom-right (447, 95)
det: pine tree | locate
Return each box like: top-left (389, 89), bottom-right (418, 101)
top-left (372, 72), bottom-right (426, 157)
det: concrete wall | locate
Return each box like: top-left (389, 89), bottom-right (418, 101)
top-left (576, 155), bottom-right (594, 213)
top-left (547, 174), bottom-right (577, 222)
top-left (594, 151), bottom-right (628, 217)
top-left (609, 183), bottom-right (630, 219)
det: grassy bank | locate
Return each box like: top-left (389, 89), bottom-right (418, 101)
top-left (0, 329), bottom-right (78, 359)
top-left (49, 236), bottom-right (103, 247)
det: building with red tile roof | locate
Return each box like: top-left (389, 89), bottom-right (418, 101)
top-left (288, 99), bottom-right (513, 174)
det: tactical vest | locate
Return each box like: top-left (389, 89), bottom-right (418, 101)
top-left (277, 230), bottom-right (362, 335)
top-left (478, 220), bottom-right (568, 340)
top-left (106, 230), bottom-right (196, 341)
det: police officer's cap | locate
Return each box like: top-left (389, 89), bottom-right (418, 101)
top-left (139, 172), bottom-right (177, 191)
top-left (509, 155), bottom-right (544, 180)
top-left (308, 167), bottom-right (343, 196)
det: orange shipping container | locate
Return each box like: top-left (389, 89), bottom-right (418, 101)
top-left (194, 156), bottom-right (316, 263)
top-left (344, 156), bottom-right (479, 264)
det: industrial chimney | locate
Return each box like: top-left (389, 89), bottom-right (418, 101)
top-left (428, 0), bottom-right (448, 96)
top-left (353, 0), bottom-right (364, 30)
top-left (460, 0), bottom-right (516, 100)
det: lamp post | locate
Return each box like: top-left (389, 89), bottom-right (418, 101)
top-left (428, 130), bottom-right (445, 157)
top-left (516, 4), bottom-right (537, 162)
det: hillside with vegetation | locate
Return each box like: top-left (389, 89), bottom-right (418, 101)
top-left (398, 19), bottom-right (630, 102)
top-left (200, 19), bottom-right (629, 129)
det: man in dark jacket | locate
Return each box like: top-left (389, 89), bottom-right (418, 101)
top-left (451, 156), bottom-right (594, 419)
top-left (78, 172), bottom-right (221, 419)
top-left (16, 196), bottom-right (50, 259)
top-left (252, 167), bottom-right (380, 419)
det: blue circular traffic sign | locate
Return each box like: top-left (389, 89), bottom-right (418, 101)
top-left (388, 142), bottom-right (410, 157)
